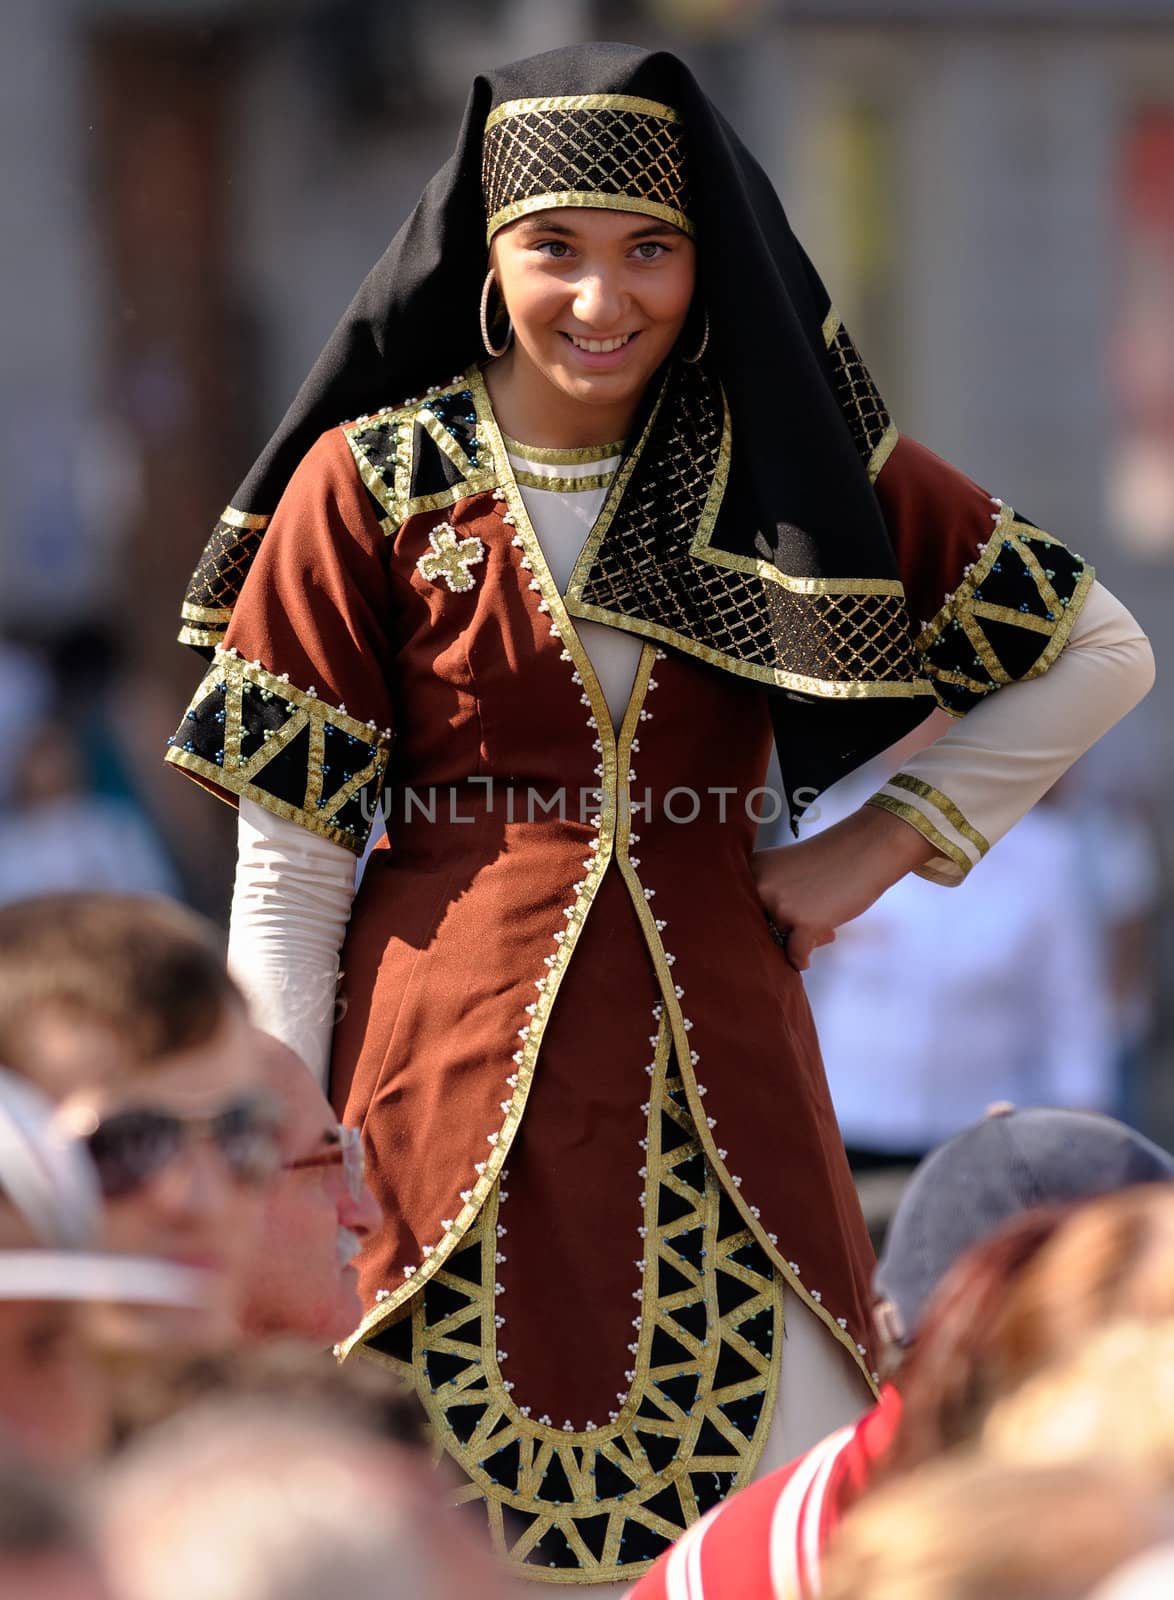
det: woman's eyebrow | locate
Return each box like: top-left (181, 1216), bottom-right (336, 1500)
top-left (517, 217), bottom-right (578, 237)
top-left (516, 217), bottom-right (680, 241)
top-left (623, 221), bottom-right (680, 240)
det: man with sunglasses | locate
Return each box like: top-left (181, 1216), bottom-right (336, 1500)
top-left (0, 893), bottom-right (282, 1350)
top-left (239, 1034), bottom-right (380, 1347)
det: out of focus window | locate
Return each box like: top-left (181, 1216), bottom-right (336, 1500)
top-left (1110, 107), bottom-right (1174, 556)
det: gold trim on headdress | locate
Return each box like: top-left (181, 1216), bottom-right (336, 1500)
top-left (484, 93), bottom-right (684, 131)
top-left (483, 93), bottom-right (693, 242)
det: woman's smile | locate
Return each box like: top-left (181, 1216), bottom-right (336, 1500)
top-left (560, 329), bottom-right (642, 369)
top-left (563, 331), bottom-right (638, 352)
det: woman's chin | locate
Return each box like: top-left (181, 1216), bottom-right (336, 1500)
top-left (545, 360), bottom-right (653, 410)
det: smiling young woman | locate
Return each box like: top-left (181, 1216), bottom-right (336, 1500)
top-left (166, 41), bottom-right (1152, 1589)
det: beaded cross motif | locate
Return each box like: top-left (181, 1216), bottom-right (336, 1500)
top-left (417, 522), bottom-right (485, 594)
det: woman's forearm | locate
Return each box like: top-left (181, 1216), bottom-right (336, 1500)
top-left (228, 798), bottom-right (358, 1088)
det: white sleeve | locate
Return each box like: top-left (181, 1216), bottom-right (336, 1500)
top-left (227, 797), bottom-right (358, 1088)
top-left (867, 580), bottom-right (1155, 886)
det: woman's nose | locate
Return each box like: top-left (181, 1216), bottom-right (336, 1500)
top-left (572, 271), bottom-right (624, 327)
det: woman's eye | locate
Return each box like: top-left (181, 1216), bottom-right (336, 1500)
top-left (635, 242), bottom-right (668, 260)
top-left (537, 240), bottom-right (571, 259)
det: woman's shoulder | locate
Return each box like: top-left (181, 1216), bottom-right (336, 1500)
top-left (338, 367), bottom-right (479, 445)
top-left (336, 366), bottom-right (495, 528)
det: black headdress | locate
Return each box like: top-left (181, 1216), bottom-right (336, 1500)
top-left (181, 42), bottom-right (941, 817)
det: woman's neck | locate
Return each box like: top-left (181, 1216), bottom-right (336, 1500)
top-left (483, 348), bottom-right (641, 450)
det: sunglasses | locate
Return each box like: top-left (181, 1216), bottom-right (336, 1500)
top-left (282, 1124), bottom-right (366, 1204)
top-left (81, 1097), bottom-right (283, 1200)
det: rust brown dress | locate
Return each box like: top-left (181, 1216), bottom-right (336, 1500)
top-left (167, 359), bottom-right (1091, 1584)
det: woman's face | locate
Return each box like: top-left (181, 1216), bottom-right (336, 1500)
top-left (490, 206), bottom-right (697, 422)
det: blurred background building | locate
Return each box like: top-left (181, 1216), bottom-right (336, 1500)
top-left (3, 0), bottom-right (1173, 1142)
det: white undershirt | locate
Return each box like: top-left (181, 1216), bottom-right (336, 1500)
top-left (508, 443), bottom-right (640, 729)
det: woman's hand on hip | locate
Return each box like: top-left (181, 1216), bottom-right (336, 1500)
top-left (752, 803), bottom-right (937, 972)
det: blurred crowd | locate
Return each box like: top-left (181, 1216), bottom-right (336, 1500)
top-left (793, 713), bottom-right (1165, 1236)
top-left (0, 632), bottom-right (180, 907)
top-left (0, 887), bottom-right (1172, 1599)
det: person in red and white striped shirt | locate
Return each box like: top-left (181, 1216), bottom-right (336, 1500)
top-left (631, 1106), bottom-right (1174, 1600)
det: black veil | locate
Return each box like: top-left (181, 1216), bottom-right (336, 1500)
top-left (183, 42), bottom-right (937, 816)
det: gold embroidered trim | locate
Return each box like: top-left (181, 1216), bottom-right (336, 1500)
top-left (485, 94), bottom-right (684, 132)
top-left (566, 376), bottom-right (668, 583)
top-left (474, 366), bottom-right (652, 755)
top-left (405, 479), bottom-right (501, 524)
top-left (166, 738), bottom-right (382, 852)
top-left (352, 366), bottom-right (922, 701)
top-left (344, 375), bottom-right (636, 1355)
top-left (181, 600), bottom-right (234, 625)
top-left (419, 406), bottom-right (482, 480)
top-left (818, 305), bottom-right (902, 480)
top-left (345, 408), bottom-right (413, 529)
top-left (565, 607), bottom-right (928, 699)
top-left (514, 469), bottom-right (615, 495)
top-left (821, 309), bottom-right (899, 483)
top-left (358, 1024), bottom-right (782, 1584)
top-left (177, 624), bottom-right (223, 651)
top-left (166, 650), bottom-right (390, 853)
top-left (483, 93), bottom-right (690, 243)
top-left (611, 653), bottom-right (877, 1388)
top-left (917, 505), bottom-right (1027, 674)
top-left (916, 503), bottom-right (1095, 714)
top-left (502, 434), bottom-right (625, 465)
top-left (180, 514), bottom-right (270, 645)
top-left (685, 398), bottom-right (905, 598)
top-left (559, 369), bottom-right (927, 700)
top-left (888, 774), bottom-right (991, 859)
top-left (343, 378), bottom-right (499, 529)
top-left (868, 423), bottom-right (900, 485)
top-left (219, 505), bottom-right (271, 531)
top-left (865, 792), bottom-right (973, 880)
top-left (487, 192), bottom-right (694, 242)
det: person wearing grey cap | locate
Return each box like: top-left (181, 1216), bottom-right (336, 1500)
top-left (0, 1067), bottom-right (208, 1468)
top-left (871, 1104), bottom-right (1174, 1348)
top-left (629, 1104), bottom-right (1174, 1600)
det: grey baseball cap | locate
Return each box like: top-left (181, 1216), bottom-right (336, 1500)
top-left (874, 1106), bottom-right (1174, 1343)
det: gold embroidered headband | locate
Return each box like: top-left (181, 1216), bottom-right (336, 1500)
top-left (482, 94), bottom-right (693, 242)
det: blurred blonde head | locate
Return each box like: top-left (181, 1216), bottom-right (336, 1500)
top-left (100, 1398), bottom-right (505, 1600)
top-left (822, 1455), bottom-right (1174, 1600)
top-left (983, 1318), bottom-right (1174, 1489)
top-left (986, 1185), bottom-right (1174, 1395)
top-left (888, 1186), bottom-right (1174, 1474)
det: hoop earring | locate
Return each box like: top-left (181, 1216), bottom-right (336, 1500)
top-left (683, 307), bottom-right (710, 365)
top-left (479, 270), bottom-right (513, 359)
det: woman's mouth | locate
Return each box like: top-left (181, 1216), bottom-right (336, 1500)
top-left (560, 331), bottom-right (641, 370)
top-left (564, 332), bottom-right (637, 354)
